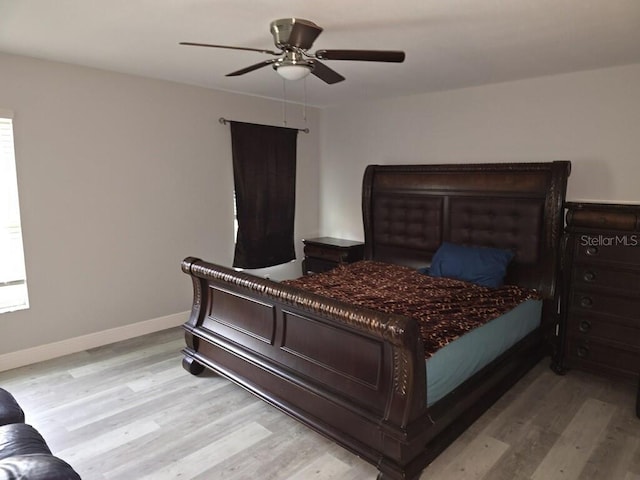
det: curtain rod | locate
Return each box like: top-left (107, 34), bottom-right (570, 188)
top-left (218, 117), bottom-right (309, 134)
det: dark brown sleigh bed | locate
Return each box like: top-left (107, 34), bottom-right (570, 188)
top-left (181, 161), bottom-right (570, 480)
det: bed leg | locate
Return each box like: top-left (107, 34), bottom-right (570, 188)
top-left (376, 464), bottom-right (421, 480)
top-left (182, 355), bottom-right (205, 376)
top-left (376, 472), bottom-right (420, 480)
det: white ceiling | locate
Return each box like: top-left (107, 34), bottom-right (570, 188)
top-left (1, 0), bottom-right (639, 107)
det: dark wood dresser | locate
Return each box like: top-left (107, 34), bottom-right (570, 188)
top-left (302, 237), bottom-right (364, 275)
top-left (558, 202), bottom-right (640, 417)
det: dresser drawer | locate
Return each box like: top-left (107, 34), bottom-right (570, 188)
top-left (569, 289), bottom-right (640, 319)
top-left (573, 240), bottom-right (640, 267)
top-left (565, 336), bottom-right (640, 378)
top-left (567, 313), bottom-right (640, 346)
top-left (568, 208), bottom-right (638, 232)
top-left (571, 264), bottom-right (640, 294)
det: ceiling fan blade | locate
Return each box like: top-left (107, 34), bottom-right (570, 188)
top-left (287, 19), bottom-right (323, 49)
top-left (180, 42), bottom-right (280, 56)
top-left (226, 59), bottom-right (278, 77)
top-left (315, 50), bottom-right (405, 63)
top-left (310, 60), bottom-right (345, 84)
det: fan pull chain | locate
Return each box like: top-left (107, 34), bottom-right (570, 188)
top-left (303, 77), bottom-right (307, 124)
top-left (282, 78), bottom-right (287, 127)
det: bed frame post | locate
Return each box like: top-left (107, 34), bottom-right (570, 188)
top-left (181, 257), bottom-right (208, 375)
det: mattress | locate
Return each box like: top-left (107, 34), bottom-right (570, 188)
top-left (283, 260), bottom-right (540, 358)
top-left (426, 298), bottom-right (542, 406)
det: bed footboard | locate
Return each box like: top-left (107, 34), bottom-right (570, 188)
top-left (181, 257), bottom-right (432, 479)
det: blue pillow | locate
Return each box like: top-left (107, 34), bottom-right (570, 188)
top-left (429, 242), bottom-right (514, 288)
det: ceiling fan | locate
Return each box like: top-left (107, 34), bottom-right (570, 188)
top-left (180, 18), bottom-right (405, 84)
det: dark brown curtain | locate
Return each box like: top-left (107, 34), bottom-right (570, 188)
top-left (230, 121), bottom-right (298, 269)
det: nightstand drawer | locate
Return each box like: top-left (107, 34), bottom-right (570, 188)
top-left (304, 244), bottom-right (351, 263)
top-left (303, 257), bottom-right (338, 275)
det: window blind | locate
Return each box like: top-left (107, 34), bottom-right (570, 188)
top-left (0, 114), bottom-right (29, 313)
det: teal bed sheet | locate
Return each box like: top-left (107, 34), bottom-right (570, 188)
top-left (426, 299), bottom-right (542, 406)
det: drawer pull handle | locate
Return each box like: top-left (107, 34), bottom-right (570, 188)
top-left (579, 320), bottom-right (591, 333)
top-left (577, 346), bottom-right (590, 358)
top-left (583, 271), bottom-right (596, 282)
top-left (580, 296), bottom-right (593, 308)
top-left (585, 246), bottom-right (599, 256)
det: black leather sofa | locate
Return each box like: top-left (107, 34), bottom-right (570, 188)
top-left (0, 388), bottom-right (80, 479)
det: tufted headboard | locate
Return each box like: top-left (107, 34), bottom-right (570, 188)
top-left (362, 162), bottom-right (570, 300)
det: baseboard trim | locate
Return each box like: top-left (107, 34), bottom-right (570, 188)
top-left (0, 311), bottom-right (189, 372)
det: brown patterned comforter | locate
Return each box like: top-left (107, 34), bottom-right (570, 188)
top-left (283, 261), bottom-right (541, 358)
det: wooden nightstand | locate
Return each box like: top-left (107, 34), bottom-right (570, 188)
top-left (558, 202), bottom-right (640, 417)
top-left (302, 237), bottom-right (364, 275)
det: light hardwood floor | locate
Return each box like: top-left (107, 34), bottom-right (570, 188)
top-left (0, 328), bottom-right (638, 480)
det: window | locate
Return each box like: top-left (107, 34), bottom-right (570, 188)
top-left (0, 111), bottom-right (29, 313)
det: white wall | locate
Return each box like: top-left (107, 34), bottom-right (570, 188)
top-left (0, 52), bottom-right (320, 360)
top-left (319, 64), bottom-right (640, 241)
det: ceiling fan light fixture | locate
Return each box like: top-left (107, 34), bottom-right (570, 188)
top-left (181, 17), bottom-right (405, 85)
top-left (275, 64), bottom-right (312, 81)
